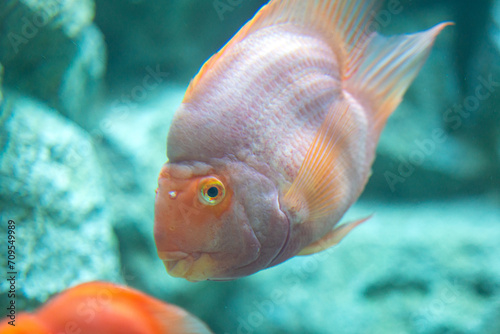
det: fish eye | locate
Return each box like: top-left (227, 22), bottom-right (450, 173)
top-left (199, 177), bottom-right (225, 206)
top-left (207, 186), bottom-right (218, 198)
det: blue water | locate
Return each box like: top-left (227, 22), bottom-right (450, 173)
top-left (0, 0), bottom-right (499, 333)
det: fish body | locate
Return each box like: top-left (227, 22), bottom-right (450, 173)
top-left (154, 0), bottom-right (449, 281)
top-left (0, 282), bottom-right (212, 334)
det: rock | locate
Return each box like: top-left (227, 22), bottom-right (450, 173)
top-left (56, 25), bottom-right (106, 128)
top-left (0, 0), bottom-right (106, 128)
top-left (0, 92), bottom-right (122, 310)
top-left (186, 197), bottom-right (500, 334)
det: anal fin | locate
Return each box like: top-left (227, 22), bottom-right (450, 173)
top-left (298, 216), bottom-right (371, 256)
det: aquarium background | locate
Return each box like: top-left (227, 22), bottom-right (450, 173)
top-left (1, 0), bottom-right (499, 333)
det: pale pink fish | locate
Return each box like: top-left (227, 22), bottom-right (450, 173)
top-left (154, 0), bottom-right (450, 281)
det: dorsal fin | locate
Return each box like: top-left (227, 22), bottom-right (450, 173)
top-left (344, 22), bottom-right (453, 131)
top-left (183, 0), bottom-right (382, 102)
top-left (185, 0), bottom-right (450, 134)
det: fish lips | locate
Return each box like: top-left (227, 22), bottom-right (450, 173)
top-left (158, 251), bottom-right (218, 282)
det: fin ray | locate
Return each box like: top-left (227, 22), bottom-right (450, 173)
top-left (298, 216), bottom-right (371, 255)
top-left (345, 22), bottom-right (453, 130)
top-left (283, 100), bottom-right (359, 220)
top-left (184, 0), bottom-right (383, 102)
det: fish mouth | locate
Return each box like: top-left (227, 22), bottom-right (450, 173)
top-left (158, 250), bottom-right (190, 261)
top-left (158, 251), bottom-right (193, 278)
top-left (158, 251), bottom-right (215, 281)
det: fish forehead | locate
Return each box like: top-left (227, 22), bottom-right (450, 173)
top-left (168, 24), bottom-right (342, 182)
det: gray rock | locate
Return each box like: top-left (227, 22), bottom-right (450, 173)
top-left (0, 92), bottom-right (122, 310)
top-left (58, 24), bottom-right (106, 128)
top-left (0, 0), bottom-right (106, 127)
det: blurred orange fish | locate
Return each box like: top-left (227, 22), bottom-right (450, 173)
top-left (0, 281), bottom-right (212, 334)
top-left (154, 0), bottom-right (450, 281)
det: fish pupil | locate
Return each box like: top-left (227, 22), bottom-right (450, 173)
top-left (207, 186), bottom-right (218, 198)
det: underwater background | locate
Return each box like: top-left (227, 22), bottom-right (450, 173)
top-left (0, 0), bottom-right (499, 333)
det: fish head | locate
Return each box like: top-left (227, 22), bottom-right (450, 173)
top-left (154, 161), bottom-right (289, 281)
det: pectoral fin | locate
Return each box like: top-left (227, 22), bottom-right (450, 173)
top-left (283, 100), bottom-right (359, 220)
top-left (298, 215), bottom-right (371, 256)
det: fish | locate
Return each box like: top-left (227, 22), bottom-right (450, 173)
top-left (154, 0), bottom-right (450, 281)
top-left (0, 281), bottom-right (213, 334)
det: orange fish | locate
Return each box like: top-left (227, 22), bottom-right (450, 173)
top-left (154, 0), bottom-right (450, 281)
top-left (0, 281), bottom-right (212, 334)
